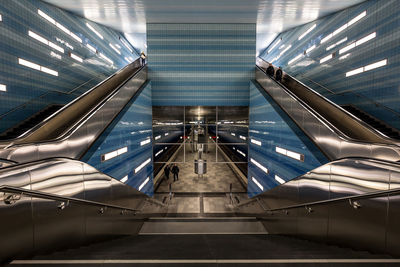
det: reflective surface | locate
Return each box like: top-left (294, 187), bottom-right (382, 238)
top-left (255, 58), bottom-right (400, 162)
top-left (0, 158), bottom-right (155, 263)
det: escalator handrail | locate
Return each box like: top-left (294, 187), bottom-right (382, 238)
top-left (3, 59), bottom-right (142, 144)
top-left (0, 185), bottom-right (142, 212)
top-left (4, 60), bottom-right (145, 147)
top-left (256, 57), bottom-right (399, 143)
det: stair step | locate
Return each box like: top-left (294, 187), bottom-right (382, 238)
top-left (139, 217), bottom-right (268, 235)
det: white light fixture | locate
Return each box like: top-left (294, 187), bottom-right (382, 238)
top-left (237, 149), bottom-right (246, 157)
top-left (29, 30), bottom-right (64, 53)
top-left (155, 149), bottom-right (164, 157)
top-left (121, 38), bottom-right (133, 53)
top-left (239, 135), bottom-right (247, 140)
top-left (252, 177), bottom-right (264, 191)
top-left (38, 9), bottom-right (55, 24)
top-left (231, 133), bottom-right (236, 136)
top-left (320, 54), bottom-right (333, 64)
top-left (288, 54), bottom-right (303, 65)
top-left (0, 84), bottom-right (6, 92)
top-left (121, 175), bottom-right (128, 183)
top-left (135, 158), bottom-right (151, 174)
top-left (356, 32), bottom-right (376, 46)
top-left (268, 39), bottom-right (281, 53)
top-left (70, 53), bottom-right (83, 63)
top-left (155, 135), bottom-right (161, 140)
top-left (50, 51), bottom-right (62, 60)
top-left (86, 44), bottom-right (97, 53)
top-left (40, 66), bottom-right (58, 76)
top-left (70, 33), bottom-right (82, 43)
top-left (305, 45), bottom-right (316, 54)
top-left (56, 22), bottom-right (70, 35)
top-left (100, 53), bottom-right (113, 65)
top-left (346, 59), bottom-right (387, 77)
top-left (275, 146), bottom-right (304, 161)
top-left (109, 43), bottom-right (121, 55)
top-left (326, 37), bottom-right (347, 51)
top-left (275, 175), bottom-right (285, 184)
top-left (0, 14), bottom-right (2, 21)
top-left (348, 11), bottom-right (367, 26)
top-left (298, 24), bottom-right (316, 40)
top-left (250, 158), bottom-right (268, 174)
top-left (140, 138), bottom-right (151, 146)
top-left (250, 139), bottom-right (262, 146)
top-left (165, 133), bottom-right (169, 136)
top-left (18, 58), bottom-right (58, 76)
top-left (321, 33), bottom-right (333, 44)
top-left (138, 177), bottom-right (150, 191)
top-left (333, 24), bottom-right (347, 36)
top-left (102, 146), bottom-right (128, 161)
top-left (86, 23), bottom-right (103, 39)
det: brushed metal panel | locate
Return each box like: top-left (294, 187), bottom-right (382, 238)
top-left (385, 169), bottom-right (400, 255)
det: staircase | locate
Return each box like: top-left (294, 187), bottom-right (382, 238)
top-left (342, 105), bottom-right (400, 140)
top-left (0, 105), bottom-right (63, 140)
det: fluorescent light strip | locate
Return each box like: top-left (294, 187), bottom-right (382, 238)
top-left (339, 32), bottom-right (376, 55)
top-left (109, 43), bottom-right (121, 55)
top-left (321, 33), bottom-right (333, 44)
top-left (237, 149), bottom-right (246, 157)
top-left (155, 149), bottom-right (164, 157)
top-left (0, 84), bottom-right (6, 92)
top-left (346, 59), bottom-right (387, 77)
top-left (0, 14), bottom-right (2, 21)
top-left (121, 175), bottom-right (128, 183)
top-left (239, 135), bottom-right (247, 140)
top-left (70, 53), bottom-right (83, 63)
top-left (288, 54), bottom-right (303, 65)
top-left (275, 175), bottom-right (285, 184)
top-left (231, 133), bottom-right (236, 136)
top-left (326, 37), bottom-right (347, 51)
top-left (298, 24), bottom-right (316, 40)
top-left (333, 24), bottom-right (347, 36)
top-left (102, 146), bottom-right (128, 161)
top-left (165, 133), bottom-right (169, 136)
top-left (18, 58), bottom-right (58, 76)
top-left (348, 11), bottom-right (367, 26)
top-left (29, 31), bottom-right (64, 53)
top-left (86, 44), bottom-right (97, 53)
top-left (121, 38), bottom-right (133, 53)
top-left (320, 54), bottom-right (333, 64)
top-left (305, 45), bottom-right (316, 54)
top-left (250, 139), bottom-right (262, 146)
top-left (271, 45), bottom-right (292, 63)
top-left (268, 39), bottom-right (281, 53)
top-left (275, 146), bottom-right (304, 161)
top-left (155, 135), bottom-right (161, 140)
top-left (38, 9), bottom-right (82, 44)
top-left (124, 57), bottom-right (132, 63)
top-left (138, 177), bottom-right (150, 191)
top-left (86, 23), bottom-right (103, 39)
top-left (100, 53), bottom-right (113, 65)
top-left (135, 158), bottom-right (151, 174)
top-left (140, 138), bottom-right (151, 146)
top-left (250, 158), bottom-right (268, 174)
top-left (252, 177), bottom-right (264, 191)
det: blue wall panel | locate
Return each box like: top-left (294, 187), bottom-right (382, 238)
top-left (0, 0), bottom-right (139, 133)
top-left (260, 0), bottom-right (400, 130)
top-left (248, 81), bottom-right (328, 197)
top-left (147, 23), bottom-right (256, 106)
top-left (82, 82), bottom-right (154, 196)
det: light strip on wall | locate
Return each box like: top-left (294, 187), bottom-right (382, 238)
top-left (250, 139), bottom-right (262, 146)
top-left (140, 138), bottom-right (151, 146)
top-left (18, 58), bottom-right (58, 76)
top-left (29, 31), bottom-right (64, 53)
top-left (86, 44), bottom-right (97, 53)
top-left (121, 38), bottom-right (133, 53)
top-left (99, 53), bottom-right (113, 65)
top-left (155, 135), bottom-right (161, 140)
top-left (155, 149), bottom-right (164, 157)
top-left (267, 39), bottom-right (281, 53)
top-left (239, 135), bottom-right (247, 140)
top-left (86, 23), bottom-right (104, 39)
top-left (121, 175), bottom-right (128, 183)
top-left (288, 54), bottom-right (303, 65)
top-left (231, 133), bottom-right (236, 136)
top-left (275, 175), bottom-right (285, 184)
top-left (237, 149), bottom-right (246, 157)
top-left (339, 32), bottom-right (376, 55)
top-left (38, 10), bottom-right (82, 44)
top-left (298, 24), bottom-right (316, 40)
top-left (0, 14), bottom-right (2, 21)
top-left (101, 146), bottom-right (128, 161)
top-left (305, 45), bottom-right (316, 54)
top-left (0, 84), bottom-right (6, 92)
top-left (165, 133), bottom-right (169, 136)
top-left (250, 158), bottom-right (268, 174)
top-left (346, 59), bottom-right (387, 77)
top-left (138, 177), bottom-right (150, 191)
top-left (135, 158), bottom-right (151, 174)
top-left (271, 45), bottom-right (292, 63)
top-left (109, 43), bottom-right (121, 55)
top-left (275, 146), bottom-right (304, 161)
top-left (326, 37), bottom-right (347, 51)
top-left (252, 177), bottom-right (264, 191)
top-left (70, 53), bottom-right (83, 62)
top-left (348, 11), bottom-right (367, 26)
top-left (320, 54), bottom-right (333, 64)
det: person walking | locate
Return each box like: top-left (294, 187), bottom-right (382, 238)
top-left (172, 164), bottom-right (180, 182)
top-left (164, 164), bottom-right (170, 182)
top-left (275, 66), bottom-right (283, 82)
top-left (266, 63), bottom-right (275, 76)
top-left (140, 51), bottom-right (146, 66)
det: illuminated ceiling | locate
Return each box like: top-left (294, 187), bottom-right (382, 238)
top-left (42, 0), bottom-right (366, 52)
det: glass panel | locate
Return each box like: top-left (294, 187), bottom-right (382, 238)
top-left (217, 144), bottom-right (248, 163)
top-left (153, 106), bottom-right (184, 143)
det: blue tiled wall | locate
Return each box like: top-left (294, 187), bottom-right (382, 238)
top-left (82, 82), bottom-right (154, 196)
top-left (248, 81), bottom-right (328, 197)
top-left (0, 0), bottom-right (139, 133)
top-left (147, 24), bottom-right (256, 106)
top-left (260, 0), bottom-right (400, 130)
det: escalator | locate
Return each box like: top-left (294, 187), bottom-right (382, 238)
top-left (0, 58), bottom-right (147, 163)
top-left (255, 57), bottom-right (400, 162)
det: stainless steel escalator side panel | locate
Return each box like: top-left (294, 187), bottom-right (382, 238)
top-left (0, 167), bottom-right (33, 261)
top-left (1, 68), bottom-right (147, 164)
top-left (386, 170), bottom-right (400, 256)
top-left (255, 68), bottom-right (400, 162)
